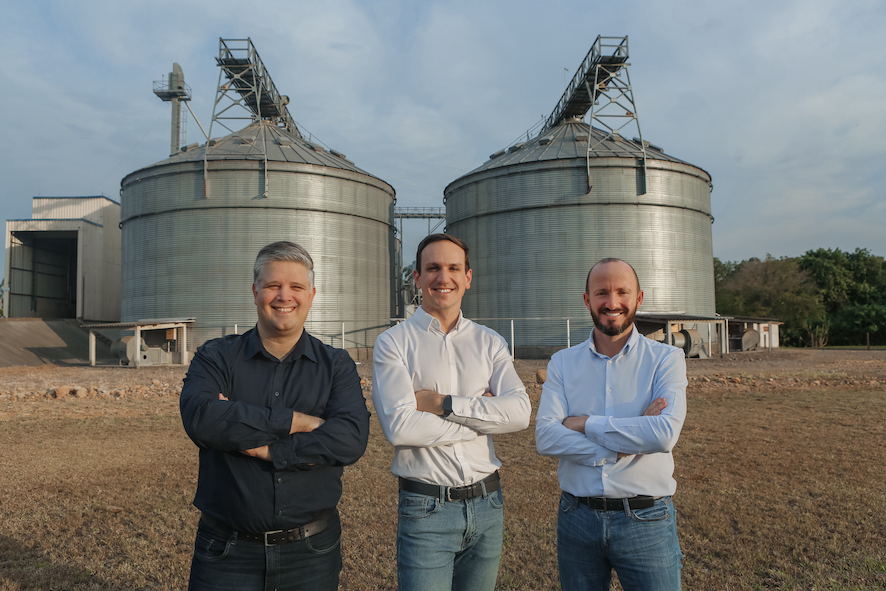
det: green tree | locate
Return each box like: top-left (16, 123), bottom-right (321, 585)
top-left (715, 255), bottom-right (825, 346)
top-left (800, 248), bottom-right (886, 345)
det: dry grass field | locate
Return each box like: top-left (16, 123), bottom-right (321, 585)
top-left (1, 348), bottom-right (885, 590)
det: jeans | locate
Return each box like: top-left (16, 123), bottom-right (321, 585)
top-left (557, 492), bottom-right (683, 591)
top-left (397, 487), bottom-right (505, 591)
top-left (187, 511), bottom-right (342, 591)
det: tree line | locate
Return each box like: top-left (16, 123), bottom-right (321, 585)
top-left (714, 248), bottom-right (886, 347)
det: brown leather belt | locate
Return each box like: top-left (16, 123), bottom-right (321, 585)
top-left (577, 496), bottom-right (658, 511)
top-left (399, 471), bottom-right (500, 501)
top-left (200, 508), bottom-right (334, 546)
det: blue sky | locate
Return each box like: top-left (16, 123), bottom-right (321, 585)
top-left (2, 0), bottom-right (884, 284)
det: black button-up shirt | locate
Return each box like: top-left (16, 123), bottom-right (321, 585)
top-left (180, 327), bottom-right (370, 532)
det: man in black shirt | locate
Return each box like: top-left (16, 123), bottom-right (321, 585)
top-left (180, 241), bottom-right (370, 591)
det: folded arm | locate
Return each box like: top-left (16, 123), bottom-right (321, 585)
top-left (180, 349), bottom-right (294, 452)
top-left (267, 351), bottom-right (370, 470)
top-left (535, 358), bottom-right (616, 466)
top-left (372, 333), bottom-right (478, 447)
top-left (581, 350), bottom-right (687, 455)
top-left (441, 339), bottom-right (530, 434)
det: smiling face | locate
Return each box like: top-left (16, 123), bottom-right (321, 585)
top-left (414, 239), bottom-right (472, 328)
top-left (252, 260), bottom-right (316, 342)
top-left (584, 260), bottom-right (643, 338)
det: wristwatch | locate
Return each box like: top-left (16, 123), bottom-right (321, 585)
top-left (441, 395), bottom-right (453, 417)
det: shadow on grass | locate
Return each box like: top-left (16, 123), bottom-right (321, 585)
top-left (0, 534), bottom-right (125, 591)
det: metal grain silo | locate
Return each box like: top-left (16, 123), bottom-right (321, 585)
top-left (120, 120), bottom-right (395, 349)
top-left (444, 37), bottom-right (714, 347)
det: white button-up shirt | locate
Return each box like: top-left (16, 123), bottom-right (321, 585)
top-left (535, 326), bottom-right (687, 498)
top-left (372, 307), bottom-right (531, 487)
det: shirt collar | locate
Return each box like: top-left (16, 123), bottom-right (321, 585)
top-left (243, 326), bottom-right (317, 363)
top-left (412, 305), bottom-right (466, 333)
top-left (587, 324), bottom-right (639, 359)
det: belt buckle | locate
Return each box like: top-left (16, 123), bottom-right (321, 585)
top-left (445, 486), bottom-right (455, 502)
top-left (263, 529), bottom-right (284, 546)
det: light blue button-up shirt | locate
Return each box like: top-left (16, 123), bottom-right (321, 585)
top-left (535, 326), bottom-right (687, 498)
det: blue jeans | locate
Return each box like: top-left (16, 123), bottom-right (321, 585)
top-left (557, 492), bottom-right (683, 591)
top-left (187, 511), bottom-right (342, 591)
top-left (397, 487), bottom-right (505, 591)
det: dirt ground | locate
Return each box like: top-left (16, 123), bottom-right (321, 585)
top-left (1, 348), bottom-right (885, 590)
top-left (1, 348), bottom-right (884, 421)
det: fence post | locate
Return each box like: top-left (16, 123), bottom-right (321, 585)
top-left (567, 318), bottom-right (571, 348)
top-left (511, 319), bottom-right (516, 360)
top-left (342, 322), bottom-right (346, 349)
top-left (234, 324), bottom-right (238, 335)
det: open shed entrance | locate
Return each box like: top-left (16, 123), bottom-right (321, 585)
top-left (8, 230), bottom-right (78, 318)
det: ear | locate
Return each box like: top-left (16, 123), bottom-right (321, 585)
top-left (636, 290), bottom-right (644, 308)
top-left (413, 268), bottom-right (421, 288)
top-left (583, 292), bottom-right (591, 312)
top-left (464, 268), bottom-right (472, 290)
top-left (252, 283), bottom-right (258, 303)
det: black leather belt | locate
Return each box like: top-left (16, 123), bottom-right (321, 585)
top-left (200, 508), bottom-right (334, 546)
top-left (399, 471), bottom-right (500, 501)
top-left (577, 496), bottom-right (657, 511)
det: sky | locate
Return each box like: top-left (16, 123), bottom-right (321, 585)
top-left (2, 0), bottom-right (884, 285)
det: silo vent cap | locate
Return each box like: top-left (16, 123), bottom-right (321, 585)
top-left (508, 142), bottom-right (526, 153)
top-left (276, 138), bottom-right (292, 147)
top-left (489, 149), bottom-right (506, 160)
top-left (538, 137), bottom-right (553, 145)
top-left (575, 134), bottom-right (588, 142)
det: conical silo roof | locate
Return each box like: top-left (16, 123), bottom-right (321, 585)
top-left (129, 120), bottom-right (378, 178)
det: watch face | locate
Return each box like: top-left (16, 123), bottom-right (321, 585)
top-left (443, 395), bottom-right (453, 417)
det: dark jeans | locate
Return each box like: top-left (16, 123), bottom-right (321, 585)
top-left (187, 511), bottom-right (342, 591)
top-left (557, 492), bottom-right (682, 591)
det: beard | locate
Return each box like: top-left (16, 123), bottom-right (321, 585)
top-left (590, 305), bottom-right (637, 337)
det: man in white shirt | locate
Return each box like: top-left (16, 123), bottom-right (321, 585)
top-left (372, 233), bottom-right (531, 591)
top-left (535, 258), bottom-right (687, 591)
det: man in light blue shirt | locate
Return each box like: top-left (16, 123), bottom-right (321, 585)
top-left (536, 258), bottom-right (687, 591)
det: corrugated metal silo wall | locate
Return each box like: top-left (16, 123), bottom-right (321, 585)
top-left (121, 160), bottom-right (395, 350)
top-left (445, 157), bottom-right (714, 347)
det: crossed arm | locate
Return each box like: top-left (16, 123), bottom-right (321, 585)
top-left (535, 350), bottom-right (687, 465)
top-left (371, 332), bottom-right (530, 447)
top-left (180, 349), bottom-right (369, 469)
top-left (217, 393), bottom-right (325, 461)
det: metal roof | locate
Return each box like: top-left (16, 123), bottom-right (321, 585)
top-left (127, 121), bottom-right (373, 177)
top-left (635, 312), bottom-right (730, 323)
top-left (464, 120), bottom-right (691, 177)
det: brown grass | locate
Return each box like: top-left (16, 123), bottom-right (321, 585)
top-left (1, 350), bottom-right (885, 590)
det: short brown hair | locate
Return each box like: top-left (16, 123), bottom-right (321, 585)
top-left (585, 258), bottom-right (640, 294)
top-left (415, 233), bottom-right (471, 272)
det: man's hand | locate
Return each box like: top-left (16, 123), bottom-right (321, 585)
top-left (289, 411), bottom-right (325, 434)
top-left (240, 445), bottom-right (272, 461)
top-left (562, 397), bottom-right (669, 458)
top-left (562, 416), bottom-right (588, 433)
top-left (415, 389), bottom-right (445, 415)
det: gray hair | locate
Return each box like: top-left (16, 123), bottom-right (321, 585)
top-left (254, 241), bottom-right (315, 287)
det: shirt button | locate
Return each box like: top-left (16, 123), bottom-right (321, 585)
top-left (277, 511), bottom-right (283, 516)
top-left (275, 392), bottom-right (280, 397)
top-left (281, 460), bottom-right (287, 466)
top-left (607, 388), bottom-right (612, 393)
top-left (604, 474), bottom-right (608, 478)
top-left (277, 477), bottom-right (283, 483)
